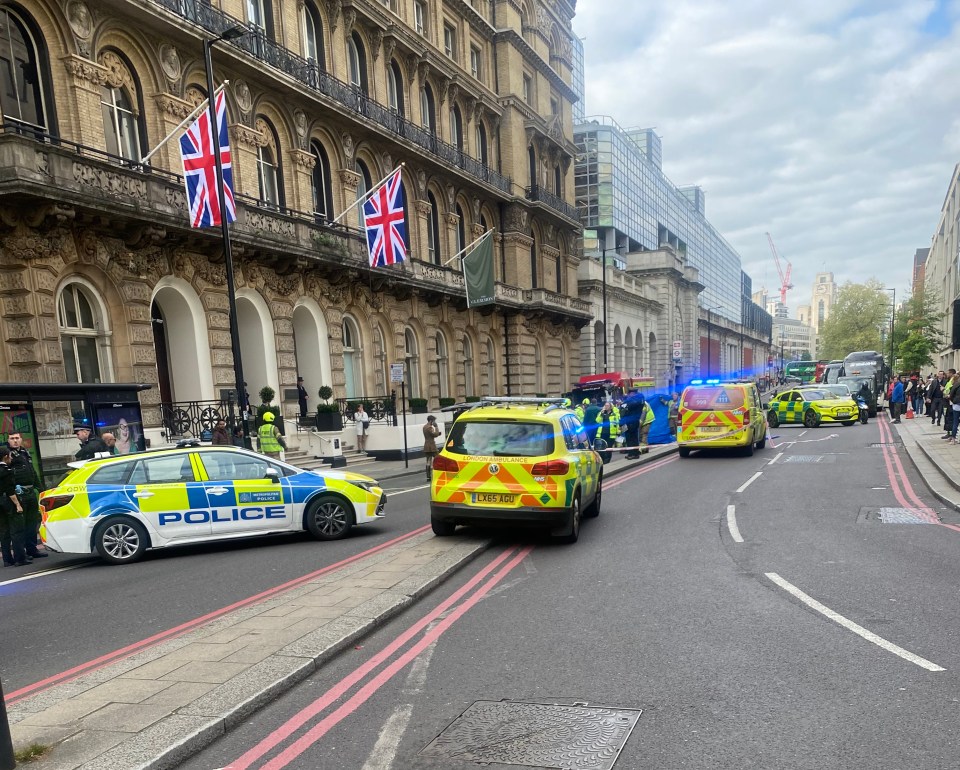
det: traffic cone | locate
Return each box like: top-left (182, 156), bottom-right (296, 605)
top-left (906, 400), bottom-right (914, 419)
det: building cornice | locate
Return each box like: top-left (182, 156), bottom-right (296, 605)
top-left (493, 29), bottom-right (577, 103)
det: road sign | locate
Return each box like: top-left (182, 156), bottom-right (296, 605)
top-left (390, 363), bottom-right (405, 383)
top-left (672, 348), bottom-right (682, 360)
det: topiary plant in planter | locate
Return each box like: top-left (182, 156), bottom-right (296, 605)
top-left (315, 385), bottom-right (343, 430)
top-left (438, 397), bottom-right (456, 408)
top-left (409, 397), bottom-right (428, 414)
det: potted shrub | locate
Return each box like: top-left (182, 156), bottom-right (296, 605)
top-left (438, 397), bottom-right (456, 408)
top-left (409, 397), bottom-right (428, 414)
top-left (315, 385), bottom-right (343, 431)
top-left (465, 395), bottom-right (481, 403)
top-left (256, 386), bottom-right (280, 431)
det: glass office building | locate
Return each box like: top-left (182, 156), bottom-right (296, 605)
top-left (575, 115), bottom-right (745, 324)
top-left (572, 36), bottom-right (586, 123)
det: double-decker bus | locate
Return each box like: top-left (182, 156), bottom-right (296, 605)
top-left (784, 360), bottom-right (817, 383)
top-left (842, 351), bottom-right (885, 416)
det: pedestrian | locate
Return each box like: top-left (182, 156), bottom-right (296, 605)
top-left (422, 415), bottom-right (440, 481)
top-left (889, 375), bottom-right (905, 424)
top-left (575, 398), bottom-right (589, 422)
top-left (582, 399), bottom-right (602, 444)
top-left (660, 392), bottom-right (680, 438)
top-left (619, 389), bottom-right (644, 459)
top-left (5, 431), bottom-right (46, 560)
top-left (0, 446), bottom-right (28, 567)
top-left (355, 403), bottom-right (371, 452)
top-left (211, 419), bottom-right (231, 446)
top-left (101, 432), bottom-right (117, 454)
top-left (948, 373), bottom-right (960, 443)
top-left (595, 402), bottom-right (618, 464)
top-left (256, 411), bottom-right (286, 459)
top-left (927, 372), bottom-right (944, 425)
top-left (232, 425), bottom-right (246, 448)
top-left (943, 369), bottom-right (957, 438)
top-left (74, 424), bottom-right (108, 460)
top-left (297, 376), bottom-right (309, 419)
top-left (636, 394), bottom-right (655, 453)
top-left (904, 376), bottom-right (917, 415)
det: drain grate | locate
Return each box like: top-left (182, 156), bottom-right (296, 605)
top-left (420, 700), bottom-right (642, 769)
top-left (783, 455), bottom-right (836, 463)
top-left (869, 442), bottom-right (900, 448)
top-left (858, 507), bottom-right (940, 524)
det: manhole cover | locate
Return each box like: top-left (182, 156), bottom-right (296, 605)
top-left (420, 700), bottom-right (642, 769)
top-left (869, 442), bottom-right (900, 448)
top-left (858, 507), bottom-right (940, 524)
top-left (783, 455), bottom-right (836, 463)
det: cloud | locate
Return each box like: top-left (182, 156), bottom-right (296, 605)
top-left (574, 0), bottom-right (959, 306)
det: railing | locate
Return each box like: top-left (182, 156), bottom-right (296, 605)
top-left (150, 0), bottom-right (512, 194)
top-left (525, 184), bottom-right (581, 222)
top-left (160, 399), bottom-right (240, 440)
top-left (335, 395), bottom-right (398, 425)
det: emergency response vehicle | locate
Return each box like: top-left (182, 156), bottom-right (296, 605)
top-left (766, 387), bottom-right (859, 428)
top-left (567, 372), bottom-right (655, 405)
top-left (39, 445), bottom-right (386, 564)
top-left (429, 397), bottom-right (604, 543)
top-left (677, 379), bottom-right (767, 458)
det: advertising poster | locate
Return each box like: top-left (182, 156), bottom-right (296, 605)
top-left (93, 402), bottom-right (146, 454)
top-left (0, 403), bottom-right (42, 480)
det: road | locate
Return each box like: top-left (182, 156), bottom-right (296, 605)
top-left (10, 418), bottom-right (960, 768)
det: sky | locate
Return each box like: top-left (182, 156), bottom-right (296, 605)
top-left (573, 0), bottom-right (960, 314)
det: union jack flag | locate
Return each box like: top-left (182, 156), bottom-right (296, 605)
top-left (363, 168), bottom-right (407, 267)
top-left (179, 90), bottom-right (236, 229)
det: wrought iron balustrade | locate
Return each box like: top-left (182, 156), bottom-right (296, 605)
top-left (160, 399), bottom-right (239, 440)
top-left (335, 395), bottom-right (398, 425)
top-left (524, 184), bottom-right (581, 222)
top-left (150, 0), bottom-right (512, 194)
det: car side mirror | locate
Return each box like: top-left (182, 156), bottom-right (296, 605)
top-left (264, 467), bottom-right (280, 483)
top-left (592, 438), bottom-right (608, 451)
top-left (762, 403), bottom-right (769, 410)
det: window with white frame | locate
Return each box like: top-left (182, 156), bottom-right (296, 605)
top-left (405, 328), bottom-right (421, 398)
top-left (436, 331), bottom-right (449, 398)
top-left (427, 191), bottom-right (441, 264)
top-left (485, 336), bottom-right (496, 392)
top-left (0, 6), bottom-right (53, 134)
top-left (462, 335), bottom-right (475, 397)
top-left (59, 283), bottom-right (107, 384)
top-left (522, 73), bottom-right (532, 106)
top-left (101, 84), bottom-right (142, 161)
top-left (414, 1), bottom-right (426, 36)
top-left (247, 0), bottom-right (268, 32)
top-left (302, 3), bottom-right (324, 66)
top-left (343, 314), bottom-right (364, 397)
top-left (387, 60), bottom-right (404, 114)
top-left (443, 22), bottom-right (455, 59)
top-left (373, 325), bottom-right (388, 396)
top-left (469, 45), bottom-right (481, 80)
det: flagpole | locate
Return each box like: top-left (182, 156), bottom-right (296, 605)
top-left (443, 229), bottom-right (493, 266)
top-left (140, 81), bottom-right (229, 165)
top-left (332, 162), bottom-right (406, 225)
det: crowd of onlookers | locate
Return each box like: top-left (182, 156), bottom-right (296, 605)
top-left (885, 369), bottom-right (960, 441)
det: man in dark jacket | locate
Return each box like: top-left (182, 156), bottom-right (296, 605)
top-left (0, 446), bottom-right (28, 566)
top-left (74, 424), bottom-right (108, 460)
top-left (6, 432), bottom-right (47, 559)
top-left (582, 399), bottom-right (602, 445)
top-left (890, 376), bottom-right (905, 424)
top-left (927, 371), bottom-right (945, 426)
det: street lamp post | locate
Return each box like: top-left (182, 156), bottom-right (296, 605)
top-left (204, 26), bottom-right (248, 440)
top-left (884, 287), bottom-right (896, 376)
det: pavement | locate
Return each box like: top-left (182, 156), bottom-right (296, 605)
top-left (888, 407), bottom-right (960, 511)
top-left (6, 444), bottom-right (675, 769)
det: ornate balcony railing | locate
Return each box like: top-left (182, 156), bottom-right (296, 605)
top-left (160, 399), bottom-right (240, 440)
top-left (150, 0), bottom-right (513, 195)
top-left (335, 395), bottom-right (398, 425)
top-left (524, 185), bottom-right (581, 223)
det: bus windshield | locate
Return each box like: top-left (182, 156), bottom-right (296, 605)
top-left (784, 361), bottom-right (817, 383)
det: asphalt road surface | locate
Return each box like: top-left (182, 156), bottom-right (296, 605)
top-left (180, 419), bottom-right (960, 770)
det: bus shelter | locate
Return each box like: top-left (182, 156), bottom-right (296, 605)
top-left (0, 383), bottom-right (151, 488)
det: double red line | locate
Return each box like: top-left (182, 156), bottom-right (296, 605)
top-left (227, 545), bottom-right (533, 770)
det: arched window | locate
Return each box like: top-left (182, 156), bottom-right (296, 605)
top-left (624, 328), bottom-right (634, 376)
top-left (348, 32), bottom-right (368, 94)
top-left (613, 325), bottom-right (623, 371)
top-left (420, 83), bottom-right (435, 132)
top-left (436, 331), bottom-right (449, 398)
top-left (0, 6), bottom-right (54, 135)
top-left (256, 117), bottom-right (283, 207)
top-left (529, 233), bottom-right (538, 289)
top-left (648, 332), bottom-right (657, 376)
top-left (355, 158), bottom-right (372, 226)
top-left (449, 104), bottom-right (463, 150)
top-left (59, 282), bottom-right (109, 383)
top-left (455, 203), bottom-right (466, 255)
top-left (556, 238), bottom-right (564, 294)
top-left (343, 315), bottom-right (364, 397)
top-left (533, 340), bottom-right (543, 394)
top-left (554, 164), bottom-right (562, 195)
top-left (311, 140), bottom-right (334, 222)
top-left (427, 191), bottom-right (441, 264)
top-left (373, 325), bottom-right (388, 396)
top-left (594, 320), bottom-right (604, 371)
top-left (302, 2), bottom-right (325, 69)
top-left (463, 335), bottom-right (475, 397)
top-left (485, 336), bottom-right (497, 392)
top-left (99, 51), bottom-right (145, 162)
top-left (247, 0), bottom-right (274, 37)
top-left (475, 121), bottom-right (488, 165)
top-left (387, 59), bottom-right (404, 115)
top-left (527, 145), bottom-right (536, 188)
top-left (404, 328), bottom-right (421, 399)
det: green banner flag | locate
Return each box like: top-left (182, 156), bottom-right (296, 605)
top-left (462, 231), bottom-right (495, 308)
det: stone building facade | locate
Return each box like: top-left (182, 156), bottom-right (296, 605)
top-left (0, 0), bottom-right (588, 442)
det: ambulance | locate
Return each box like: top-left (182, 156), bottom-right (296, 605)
top-left (677, 379), bottom-right (767, 458)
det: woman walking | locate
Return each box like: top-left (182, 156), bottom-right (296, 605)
top-left (422, 415), bottom-right (440, 481)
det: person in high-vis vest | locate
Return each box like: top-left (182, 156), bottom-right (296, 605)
top-left (575, 397), bottom-right (590, 422)
top-left (257, 411), bottom-right (287, 459)
top-left (595, 401), bottom-right (619, 464)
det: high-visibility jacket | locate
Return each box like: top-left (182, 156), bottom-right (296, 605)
top-left (638, 403), bottom-right (654, 426)
top-left (596, 408), bottom-right (619, 439)
top-left (258, 423), bottom-right (284, 454)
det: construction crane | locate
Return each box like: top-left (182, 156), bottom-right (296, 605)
top-left (766, 232), bottom-right (793, 306)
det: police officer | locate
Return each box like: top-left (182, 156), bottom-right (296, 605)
top-left (0, 446), bottom-right (28, 566)
top-left (6, 431), bottom-right (47, 559)
top-left (74, 424), bottom-right (108, 460)
top-left (257, 411), bottom-right (286, 459)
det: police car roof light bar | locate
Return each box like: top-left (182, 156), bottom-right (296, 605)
top-left (479, 396), bottom-right (568, 405)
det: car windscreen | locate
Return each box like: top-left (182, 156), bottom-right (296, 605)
top-left (445, 420), bottom-right (555, 457)
top-left (824, 386), bottom-right (851, 396)
top-left (802, 390), bottom-right (837, 401)
top-left (682, 387), bottom-right (745, 411)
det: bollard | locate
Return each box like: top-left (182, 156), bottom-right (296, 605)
top-left (0, 676), bottom-right (15, 770)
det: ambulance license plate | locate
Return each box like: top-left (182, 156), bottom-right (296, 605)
top-left (700, 426), bottom-right (723, 432)
top-left (837, 412), bottom-right (850, 417)
top-left (472, 493), bottom-right (515, 504)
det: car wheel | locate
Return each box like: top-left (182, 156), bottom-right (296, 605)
top-left (756, 433), bottom-right (767, 449)
top-left (678, 446), bottom-right (691, 458)
top-left (803, 409), bottom-right (821, 428)
top-left (431, 516), bottom-right (456, 536)
top-left (95, 516), bottom-right (148, 565)
top-left (767, 411), bottom-right (780, 429)
top-left (742, 439), bottom-right (755, 457)
top-left (842, 420), bottom-right (855, 427)
top-left (557, 495), bottom-right (581, 544)
top-left (306, 495), bottom-right (355, 540)
top-left (584, 475), bottom-right (602, 518)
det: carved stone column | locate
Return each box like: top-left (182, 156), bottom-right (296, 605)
top-left (338, 168), bottom-right (361, 223)
top-left (230, 122), bottom-right (265, 200)
top-left (414, 199), bottom-right (432, 264)
top-left (289, 149), bottom-right (317, 217)
top-left (61, 54), bottom-right (108, 149)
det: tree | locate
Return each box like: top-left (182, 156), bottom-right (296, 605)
top-left (800, 350), bottom-right (812, 361)
top-left (818, 280), bottom-right (890, 360)
top-left (893, 291), bottom-right (944, 373)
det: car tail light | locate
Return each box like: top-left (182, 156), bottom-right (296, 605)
top-left (531, 459), bottom-right (570, 476)
top-left (433, 455), bottom-right (460, 473)
top-left (40, 495), bottom-right (73, 514)
top-left (743, 412), bottom-right (750, 428)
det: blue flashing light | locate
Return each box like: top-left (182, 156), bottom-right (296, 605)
top-left (690, 379), bottom-right (703, 385)
top-left (706, 378), bottom-right (720, 384)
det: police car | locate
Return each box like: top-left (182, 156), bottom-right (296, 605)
top-left (39, 446), bottom-right (386, 564)
top-left (429, 397), bottom-right (603, 543)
